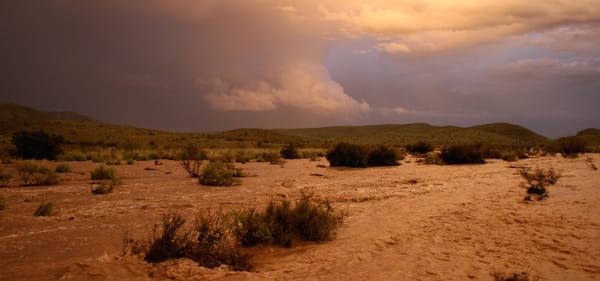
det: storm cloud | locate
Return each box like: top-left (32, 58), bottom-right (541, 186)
top-left (1, 1), bottom-right (599, 136)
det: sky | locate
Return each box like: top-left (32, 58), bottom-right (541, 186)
top-left (1, 1), bottom-right (599, 137)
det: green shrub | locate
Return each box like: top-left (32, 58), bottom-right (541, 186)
top-left (12, 130), bottom-right (64, 160)
top-left (199, 162), bottom-right (241, 186)
top-left (55, 163), bottom-right (72, 173)
top-left (16, 162), bottom-right (60, 186)
top-left (90, 165), bottom-right (117, 180)
top-left (0, 168), bottom-right (11, 187)
top-left (440, 144), bottom-right (486, 164)
top-left (180, 143), bottom-right (205, 177)
top-left (367, 146), bottom-right (400, 166)
top-left (553, 136), bottom-right (587, 157)
top-left (280, 143), bottom-right (301, 159)
top-left (326, 143), bottom-right (369, 167)
top-left (519, 167), bottom-right (561, 200)
top-left (34, 201), bottom-right (56, 216)
top-left (423, 152), bottom-right (443, 165)
top-left (232, 194), bottom-right (344, 248)
top-left (326, 143), bottom-right (400, 167)
top-left (405, 141), bottom-right (434, 155)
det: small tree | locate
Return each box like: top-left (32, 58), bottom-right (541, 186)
top-left (12, 130), bottom-right (64, 160)
top-left (180, 143), bottom-right (206, 178)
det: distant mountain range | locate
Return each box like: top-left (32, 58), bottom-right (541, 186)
top-left (1, 103), bottom-right (598, 150)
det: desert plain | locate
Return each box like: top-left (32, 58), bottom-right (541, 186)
top-left (0, 155), bottom-right (599, 281)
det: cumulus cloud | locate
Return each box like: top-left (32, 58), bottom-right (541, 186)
top-left (377, 42), bottom-right (411, 54)
top-left (204, 63), bottom-right (370, 115)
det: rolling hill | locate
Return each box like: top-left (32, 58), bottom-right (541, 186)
top-left (1, 103), bottom-right (597, 152)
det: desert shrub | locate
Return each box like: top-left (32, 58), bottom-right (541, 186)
top-left (257, 151), bottom-right (281, 164)
top-left (552, 136), bottom-right (587, 157)
top-left (59, 152), bottom-right (86, 162)
top-left (367, 145), bottom-right (400, 166)
top-left (0, 168), bottom-right (11, 187)
top-left (55, 163), bottom-right (71, 173)
top-left (422, 152), bottom-right (443, 165)
top-left (34, 201), bottom-right (56, 216)
top-left (326, 143), bottom-right (369, 167)
top-left (232, 194), bottom-right (344, 248)
top-left (199, 161), bottom-right (241, 186)
top-left (327, 143), bottom-right (400, 167)
top-left (12, 130), bottom-right (64, 160)
top-left (519, 167), bottom-right (561, 200)
top-left (180, 143), bottom-right (206, 177)
top-left (492, 271), bottom-right (538, 281)
top-left (405, 141), bottom-right (434, 155)
top-left (145, 213), bottom-right (192, 262)
top-left (0, 195), bottom-right (5, 210)
top-left (440, 144), bottom-right (486, 164)
top-left (16, 162), bottom-right (60, 186)
top-left (126, 159), bottom-right (135, 165)
top-left (91, 179), bottom-right (120, 195)
top-left (141, 212), bottom-right (252, 271)
top-left (280, 143), bottom-right (301, 159)
top-left (192, 211), bottom-right (253, 271)
top-left (90, 165), bottom-right (117, 180)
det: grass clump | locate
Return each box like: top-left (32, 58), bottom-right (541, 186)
top-left (440, 144), bottom-right (486, 164)
top-left (492, 271), bottom-right (538, 281)
top-left (34, 201), bottom-right (56, 216)
top-left (199, 161), bottom-right (241, 186)
top-left (519, 167), bottom-right (561, 200)
top-left (232, 194), bottom-right (344, 248)
top-left (16, 162), bottom-right (60, 186)
top-left (90, 165), bottom-right (117, 180)
top-left (326, 143), bottom-right (400, 168)
top-left (55, 163), bottom-right (72, 173)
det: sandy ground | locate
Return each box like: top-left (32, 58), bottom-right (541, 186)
top-left (0, 155), bottom-right (599, 281)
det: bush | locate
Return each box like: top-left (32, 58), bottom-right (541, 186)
top-left (0, 195), bottom-right (5, 210)
top-left (55, 163), bottom-right (71, 173)
top-left (440, 144), bottom-right (486, 164)
top-left (180, 143), bottom-right (205, 177)
top-left (326, 143), bottom-right (369, 167)
top-left (553, 136), bottom-right (587, 157)
top-left (142, 212), bottom-right (252, 271)
top-left (90, 165), bottom-right (117, 180)
top-left (422, 152), bottom-right (443, 165)
top-left (12, 130), bottom-right (64, 160)
top-left (16, 162), bottom-right (60, 186)
top-left (519, 167), bottom-right (560, 200)
top-left (326, 143), bottom-right (400, 167)
top-left (367, 146), bottom-right (400, 166)
top-left (405, 141), bottom-right (434, 155)
top-left (232, 194), bottom-right (344, 248)
top-left (0, 168), bottom-right (11, 187)
top-left (257, 151), bottom-right (281, 164)
top-left (34, 201), bottom-right (56, 216)
top-left (91, 179), bottom-right (119, 195)
top-left (280, 143), bottom-right (300, 159)
top-left (199, 162), bottom-right (241, 186)
top-left (145, 213), bottom-right (192, 262)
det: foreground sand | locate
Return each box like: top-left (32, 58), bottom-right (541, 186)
top-left (1, 155), bottom-right (599, 281)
